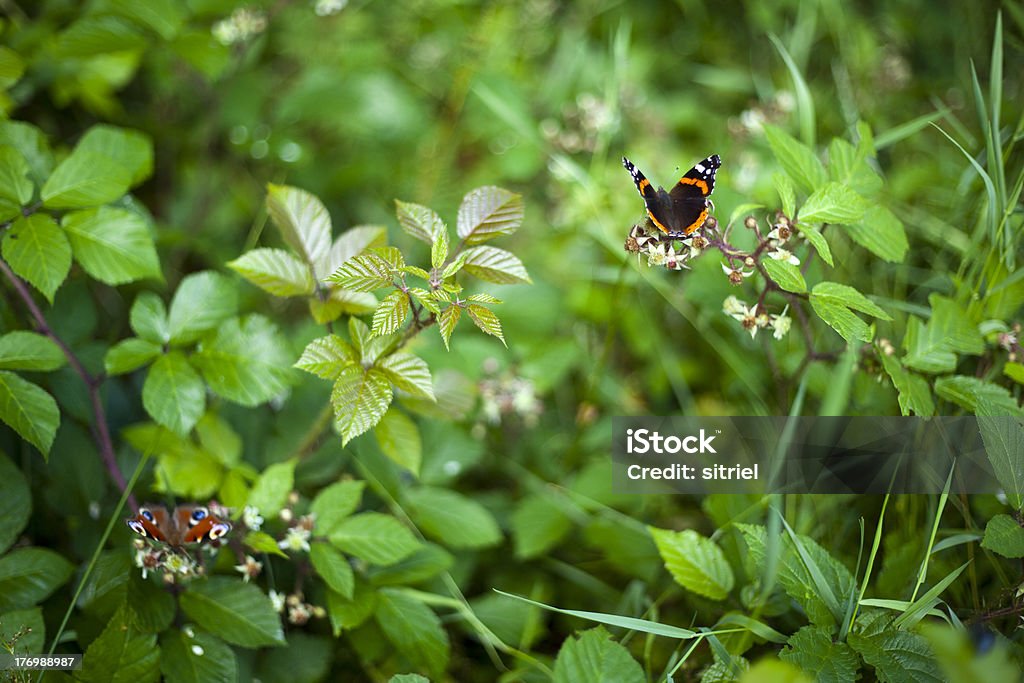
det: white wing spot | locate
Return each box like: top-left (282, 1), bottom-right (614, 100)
top-left (694, 163), bottom-right (706, 173)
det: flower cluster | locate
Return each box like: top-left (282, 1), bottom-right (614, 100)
top-left (132, 538), bottom-right (202, 583)
top-left (624, 224), bottom-right (710, 271)
top-left (212, 7), bottom-right (268, 45)
top-left (268, 590), bottom-right (327, 626)
top-left (723, 297), bottom-right (791, 340)
top-left (477, 359), bottom-right (543, 427)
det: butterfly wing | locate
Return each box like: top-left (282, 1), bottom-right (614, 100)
top-left (125, 505), bottom-right (170, 543)
top-left (622, 156), bottom-right (675, 234)
top-left (666, 154), bottom-right (721, 235)
top-left (177, 505), bottom-right (232, 544)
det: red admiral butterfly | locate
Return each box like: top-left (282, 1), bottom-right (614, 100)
top-left (622, 154), bottom-right (721, 236)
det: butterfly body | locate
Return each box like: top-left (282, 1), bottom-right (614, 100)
top-left (125, 505), bottom-right (231, 548)
top-left (622, 154), bottom-right (721, 236)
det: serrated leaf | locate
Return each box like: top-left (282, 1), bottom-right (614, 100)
top-left (461, 245), bottom-right (532, 284)
top-left (828, 137), bottom-right (883, 197)
top-left (41, 150), bottom-right (132, 209)
top-left (799, 225), bottom-right (834, 266)
top-left (406, 487), bottom-right (501, 548)
top-left (191, 315), bottom-right (293, 406)
top-left (2, 214), bottom-right (71, 302)
top-left (0, 331), bottom-right (64, 371)
top-left (1004, 362), bottom-right (1024, 385)
top-left (378, 352), bottom-right (435, 401)
top-left (762, 257), bottom-right (807, 293)
top-left (0, 121), bottom-right (53, 185)
top-left (376, 589), bottom-right (449, 679)
top-left (847, 205), bottom-right (909, 263)
top-left (903, 296), bottom-right (984, 373)
top-left (310, 542), bottom-right (355, 599)
top-left (780, 625), bottom-right (860, 683)
top-left (649, 527), bottom-right (734, 600)
top-left (105, 337), bottom-right (161, 375)
top-left (265, 184), bottom-right (332, 268)
top-left (160, 629), bottom-right (237, 683)
top-left (309, 287), bottom-right (378, 323)
top-left (143, 351), bottom-right (205, 435)
top-left (799, 182), bottom-right (869, 224)
top-left (368, 544), bottom-right (453, 587)
top-left (75, 125), bottom-right (153, 187)
top-left (0, 370), bottom-right (59, 455)
top-left (976, 406), bottom-right (1024, 510)
top-left (848, 620), bottom-right (943, 683)
top-left (935, 377), bottom-right (1022, 415)
top-left (440, 252), bottom-right (469, 279)
top-left (372, 290), bottom-right (410, 336)
top-left (374, 410), bottom-right (422, 475)
top-left (812, 282), bottom-right (891, 319)
top-left (400, 265), bottom-right (432, 280)
top-left (130, 291), bottom-right (170, 343)
top-left (0, 453), bottom-right (30, 555)
top-left (408, 288), bottom-right (441, 314)
top-left (512, 494), bottom-right (573, 559)
top-left (167, 271), bottom-right (238, 345)
top-left (63, 207), bottom-right (161, 285)
top-left (810, 295), bottom-right (873, 343)
top-left (431, 229), bottom-right (449, 269)
top-left (457, 186), bottom-right (524, 244)
top-left (54, 15), bottom-right (147, 58)
top-left (312, 480), bottom-right (365, 536)
top-left (246, 460), bottom-right (295, 518)
top-left (78, 607), bottom-right (159, 683)
top-left (0, 547), bottom-right (74, 612)
top-left (980, 514), bottom-right (1024, 558)
top-left (552, 627), bottom-right (645, 683)
top-left (438, 305), bottom-right (460, 350)
top-left (0, 145), bottom-right (33, 205)
top-left (228, 248), bottom-right (315, 297)
top-left (467, 304), bottom-right (506, 346)
top-left (327, 579), bottom-right (378, 634)
top-left (329, 512), bottom-right (421, 565)
top-left (395, 200), bottom-right (445, 244)
top-left (467, 292), bottom-right (502, 304)
top-left (0, 607), bottom-right (43, 657)
top-left (316, 225), bottom-right (388, 279)
top-left (880, 355), bottom-right (935, 417)
top-left (294, 335), bottom-right (357, 380)
top-left (764, 125), bottom-right (828, 193)
top-left (331, 365), bottom-right (393, 445)
top-left (179, 578), bottom-right (286, 648)
top-left (326, 251), bottom-right (396, 292)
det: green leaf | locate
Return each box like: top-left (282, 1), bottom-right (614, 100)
top-left (649, 527), bottom-right (734, 600)
top-left (810, 295), bottom-right (872, 343)
top-left (461, 245), bottom-right (532, 284)
top-left (167, 271), bottom-right (238, 345)
top-left (328, 512), bottom-right (421, 566)
top-left (41, 150), bottom-right (132, 209)
top-left (799, 225), bottom-right (834, 266)
top-left (294, 335), bottom-right (357, 380)
top-left (780, 625), bottom-right (860, 683)
top-left (78, 607), bottom-right (159, 683)
top-left (372, 290), bottom-right (410, 336)
top-left (0, 46), bottom-right (25, 91)
top-left (0, 607), bottom-right (44, 656)
top-left (774, 172), bottom-right (797, 218)
top-left (764, 125), bottom-right (828, 194)
top-left (0, 547), bottom-right (74, 612)
top-left (0, 453), bottom-right (31, 555)
top-left (54, 15), bottom-right (147, 58)
top-left (309, 287), bottom-right (378, 321)
top-left (246, 460), bottom-right (296, 518)
top-left (265, 184), bottom-right (332, 268)
top-left (143, 352), bottom-right (205, 435)
top-left (160, 629), bottom-right (237, 683)
top-left (316, 225), bottom-right (388, 280)
top-left (798, 182), bottom-right (869, 224)
top-left (259, 633), bottom-right (332, 683)
top-left (406, 487), bottom-right (502, 549)
top-left (903, 295), bottom-right (983, 374)
top-left (103, 0), bottom-right (186, 39)
top-left (431, 228), bottom-right (449, 269)
top-left (2, 214), bottom-right (71, 302)
top-left (976, 407), bottom-right (1024, 510)
top-left (981, 514), bottom-right (1024, 557)
top-left (812, 282), bottom-right (891, 320)
top-left (848, 618), bottom-right (943, 683)
top-left (131, 291), bottom-right (170, 344)
top-left (438, 305), bottom-right (460, 350)
top-left (243, 530), bottom-right (287, 558)
top-left (389, 675), bottom-right (430, 683)
top-left (395, 200), bottom-right (445, 244)
top-left (762, 257), bottom-right (807, 293)
top-left (0, 370), bottom-right (59, 456)
top-left (179, 578), bottom-right (286, 648)
top-left (440, 251), bottom-right (469, 280)
top-left (105, 338), bottom-right (161, 375)
top-left (880, 355), bottom-right (935, 417)
top-left (326, 250), bottom-right (397, 291)
top-left (828, 137), bottom-right (883, 197)
top-left (374, 409), bottom-right (422, 475)
top-left (191, 315), bottom-right (293, 406)
top-left (457, 186), bottom-right (524, 245)
top-left (228, 248), bottom-right (315, 297)
top-left (0, 145), bottom-right (33, 205)
top-left (512, 494), bottom-right (574, 559)
top-left (326, 578), bottom-right (378, 634)
top-left (847, 205), bottom-right (909, 263)
top-left (467, 304), bottom-right (506, 346)
top-left (1004, 362), bottom-right (1024, 385)
top-left (75, 125), bottom-right (153, 187)
top-left (63, 207), bottom-right (161, 285)
top-left (552, 627), bottom-right (645, 683)
top-left (378, 352), bottom-right (435, 400)
top-left (368, 544), bottom-right (453, 587)
top-left (0, 121), bottom-right (53, 185)
top-left (0, 331), bottom-right (64, 371)
top-left (375, 589), bottom-right (449, 679)
top-left (311, 480), bottom-right (365, 536)
top-left (310, 542), bottom-right (355, 599)
top-left (331, 366), bottom-right (393, 445)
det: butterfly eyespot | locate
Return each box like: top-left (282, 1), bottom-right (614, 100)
top-left (127, 520), bottom-right (147, 537)
top-left (209, 523), bottom-right (230, 540)
top-left (190, 508), bottom-right (208, 524)
top-left (140, 508), bottom-right (154, 522)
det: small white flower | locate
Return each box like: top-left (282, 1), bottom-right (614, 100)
top-left (278, 526), bottom-right (311, 553)
top-left (234, 555), bottom-right (263, 583)
top-left (770, 306), bottom-right (792, 340)
top-left (721, 262), bottom-right (755, 284)
top-left (766, 226), bottom-right (791, 244)
top-left (269, 590), bottom-right (286, 613)
top-left (768, 248), bottom-right (800, 266)
top-left (242, 505), bottom-right (264, 531)
top-left (164, 553), bottom-right (194, 576)
top-left (722, 296), bottom-right (747, 316)
top-left (315, 0), bottom-right (348, 16)
top-left (646, 242), bottom-right (669, 267)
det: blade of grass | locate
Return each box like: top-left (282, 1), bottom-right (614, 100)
top-left (894, 561), bottom-right (971, 630)
top-left (875, 108), bottom-right (950, 150)
top-left (849, 494), bottom-right (890, 632)
top-left (769, 33), bottom-right (816, 146)
top-left (909, 465), bottom-right (955, 603)
top-left (778, 512), bottom-right (843, 623)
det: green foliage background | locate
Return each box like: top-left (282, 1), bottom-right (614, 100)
top-left (0, 1), bottom-right (1023, 682)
